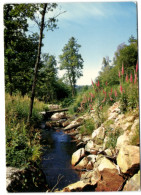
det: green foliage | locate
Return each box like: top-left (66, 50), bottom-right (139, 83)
top-left (105, 127), bottom-right (123, 149)
top-left (79, 119), bottom-right (95, 135)
top-left (68, 93), bottom-right (84, 115)
top-left (59, 37), bottom-right (84, 96)
top-left (130, 124), bottom-right (140, 146)
top-left (5, 93), bottom-right (44, 167)
top-left (120, 82), bottom-right (139, 113)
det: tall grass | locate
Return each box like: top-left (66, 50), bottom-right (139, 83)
top-left (5, 93), bottom-right (45, 168)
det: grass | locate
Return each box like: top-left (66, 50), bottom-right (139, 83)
top-left (5, 93), bottom-right (46, 168)
top-left (79, 119), bottom-right (95, 135)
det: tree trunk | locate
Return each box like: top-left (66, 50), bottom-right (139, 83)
top-left (28, 4), bottom-right (47, 123)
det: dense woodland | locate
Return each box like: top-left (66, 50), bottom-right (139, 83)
top-left (4, 3), bottom-right (139, 192)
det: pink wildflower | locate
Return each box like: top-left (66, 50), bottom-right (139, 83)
top-left (114, 90), bottom-right (117, 97)
top-left (110, 96), bottom-right (113, 101)
top-left (130, 73), bottom-right (133, 83)
top-left (111, 88), bottom-right (113, 93)
top-left (102, 97), bottom-right (106, 103)
top-left (136, 61), bottom-right (138, 73)
top-left (97, 80), bottom-right (100, 87)
top-left (125, 74), bottom-right (128, 82)
top-left (105, 81), bottom-right (108, 86)
top-left (122, 63), bottom-right (124, 75)
top-left (120, 84), bottom-right (123, 93)
top-left (134, 73), bottom-right (137, 84)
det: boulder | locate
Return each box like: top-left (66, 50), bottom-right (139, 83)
top-left (82, 135), bottom-right (91, 143)
top-left (125, 115), bottom-right (135, 122)
top-left (108, 102), bottom-right (120, 114)
top-left (108, 112), bottom-right (119, 120)
top-left (116, 131), bottom-right (130, 149)
top-left (75, 157), bottom-right (88, 170)
top-left (97, 157), bottom-right (117, 172)
top-left (123, 170), bottom-right (140, 191)
top-left (117, 145), bottom-right (140, 175)
top-left (71, 148), bottom-right (85, 166)
top-left (86, 155), bottom-right (97, 170)
top-left (6, 167), bottom-right (21, 189)
top-left (64, 119), bottom-right (83, 130)
top-left (120, 122), bottom-right (132, 131)
top-left (51, 112), bottom-right (66, 120)
top-left (90, 169), bottom-right (101, 185)
top-left (115, 114), bottom-right (125, 122)
top-left (85, 140), bottom-right (94, 152)
top-left (62, 120), bottom-right (70, 127)
top-left (104, 148), bottom-right (113, 157)
top-left (131, 118), bottom-right (139, 131)
top-left (92, 126), bottom-right (105, 144)
top-left (81, 168), bottom-right (101, 185)
top-left (103, 136), bottom-right (110, 150)
top-left (61, 180), bottom-right (92, 192)
top-left (95, 168), bottom-right (124, 191)
top-left (6, 164), bottom-right (47, 192)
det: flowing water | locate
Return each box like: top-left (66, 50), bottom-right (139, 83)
top-left (40, 122), bottom-right (80, 191)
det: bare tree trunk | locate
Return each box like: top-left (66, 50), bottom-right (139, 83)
top-left (28, 4), bottom-right (47, 124)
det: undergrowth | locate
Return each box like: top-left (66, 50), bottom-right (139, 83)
top-left (5, 93), bottom-right (46, 168)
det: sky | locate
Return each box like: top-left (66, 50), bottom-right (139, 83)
top-left (28, 1), bottom-right (137, 85)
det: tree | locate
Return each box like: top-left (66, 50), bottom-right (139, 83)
top-left (4, 4), bottom-right (34, 95)
top-left (113, 36), bottom-right (138, 74)
top-left (36, 53), bottom-right (58, 102)
top-left (28, 3), bottom-right (61, 122)
top-left (59, 37), bottom-right (84, 96)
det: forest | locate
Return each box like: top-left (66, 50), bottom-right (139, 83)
top-left (4, 3), bottom-right (139, 193)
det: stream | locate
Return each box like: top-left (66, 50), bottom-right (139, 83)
top-left (40, 121), bottom-right (80, 191)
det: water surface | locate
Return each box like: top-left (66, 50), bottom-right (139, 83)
top-left (40, 124), bottom-right (80, 191)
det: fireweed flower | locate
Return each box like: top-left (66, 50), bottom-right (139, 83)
top-left (130, 73), bottom-right (133, 83)
top-left (122, 63), bottom-right (124, 75)
top-left (110, 96), bottom-right (113, 101)
top-left (97, 80), bottom-right (100, 87)
top-left (136, 61), bottom-right (138, 73)
top-left (134, 73), bottom-right (137, 84)
top-left (102, 97), bottom-right (106, 103)
top-left (114, 90), bottom-right (117, 97)
top-left (111, 88), bottom-right (113, 93)
top-left (125, 74), bottom-right (128, 82)
top-left (120, 84), bottom-right (123, 93)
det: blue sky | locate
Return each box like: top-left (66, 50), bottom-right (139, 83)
top-left (5, 1), bottom-right (138, 86)
top-left (27, 2), bottom-right (137, 85)
top-left (28, 1), bottom-right (137, 86)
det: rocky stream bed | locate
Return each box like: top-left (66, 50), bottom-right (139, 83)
top-left (6, 102), bottom-right (140, 192)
